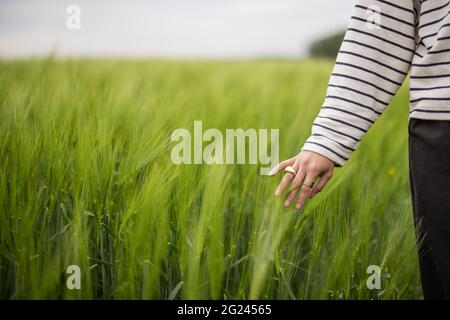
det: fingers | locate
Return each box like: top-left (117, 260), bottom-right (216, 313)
top-left (267, 158), bottom-right (295, 176)
top-left (310, 171), bottom-right (333, 198)
top-left (283, 165), bottom-right (305, 207)
top-left (274, 162), bottom-right (299, 196)
top-left (289, 166), bottom-right (307, 192)
top-left (273, 151), bottom-right (335, 209)
top-left (294, 172), bottom-right (318, 210)
top-left (284, 188), bottom-right (298, 207)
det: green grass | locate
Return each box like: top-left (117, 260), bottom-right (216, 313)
top-left (0, 58), bottom-right (421, 299)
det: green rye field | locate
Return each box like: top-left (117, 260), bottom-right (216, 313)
top-left (0, 59), bottom-right (421, 299)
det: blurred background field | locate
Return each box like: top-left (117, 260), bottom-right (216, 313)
top-left (0, 58), bottom-right (421, 299)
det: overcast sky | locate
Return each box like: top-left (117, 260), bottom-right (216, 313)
top-left (0, 0), bottom-right (356, 58)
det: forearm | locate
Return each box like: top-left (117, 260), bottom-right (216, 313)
top-left (302, 0), bottom-right (418, 166)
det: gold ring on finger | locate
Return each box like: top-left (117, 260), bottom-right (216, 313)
top-left (303, 178), bottom-right (315, 188)
top-left (284, 166), bottom-right (296, 176)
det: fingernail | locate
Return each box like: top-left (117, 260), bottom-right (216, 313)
top-left (295, 204), bottom-right (302, 210)
top-left (284, 200), bottom-right (290, 207)
top-left (268, 166), bottom-right (278, 176)
top-left (275, 188), bottom-right (281, 196)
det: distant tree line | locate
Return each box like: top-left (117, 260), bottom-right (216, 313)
top-left (309, 30), bottom-right (346, 59)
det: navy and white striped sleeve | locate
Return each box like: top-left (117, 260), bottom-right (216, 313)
top-left (301, 0), bottom-right (418, 166)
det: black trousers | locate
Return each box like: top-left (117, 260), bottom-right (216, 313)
top-left (409, 118), bottom-right (450, 300)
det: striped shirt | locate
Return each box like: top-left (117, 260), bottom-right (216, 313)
top-left (301, 0), bottom-right (450, 166)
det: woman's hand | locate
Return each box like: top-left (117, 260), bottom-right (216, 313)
top-left (268, 150), bottom-right (335, 210)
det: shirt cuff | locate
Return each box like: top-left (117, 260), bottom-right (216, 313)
top-left (301, 135), bottom-right (351, 167)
